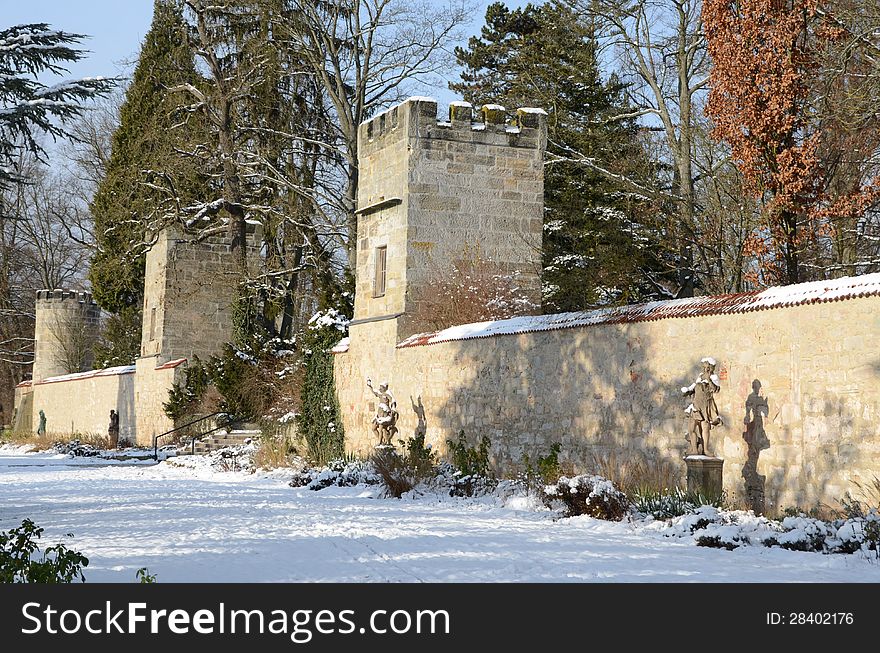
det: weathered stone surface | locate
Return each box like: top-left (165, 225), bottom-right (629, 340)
top-left (32, 369), bottom-right (136, 442)
top-left (355, 96), bottom-right (547, 340)
top-left (32, 291), bottom-right (100, 382)
top-left (685, 456), bottom-right (724, 499)
top-left (336, 295), bottom-right (880, 511)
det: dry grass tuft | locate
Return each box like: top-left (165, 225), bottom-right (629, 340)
top-left (588, 450), bottom-right (682, 496)
top-left (2, 430), bottom-right (113, 451)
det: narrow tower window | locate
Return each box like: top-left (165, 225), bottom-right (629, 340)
top-left (149, 307), bottom-right (157, 341)
top-left (373, 246), bottom-right (387, 297)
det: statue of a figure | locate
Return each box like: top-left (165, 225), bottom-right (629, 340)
top-left (366, 378), bottom-right (399, 446)
top-left (37, 409), bottom-right (47, 436)
top-left (681, 357), bottom-right (723, 456)
top-left (108, 409), bottom-right (120, 449)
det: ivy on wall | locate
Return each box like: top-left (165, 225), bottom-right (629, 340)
top-left (297, 310), bottom-right (348, 465)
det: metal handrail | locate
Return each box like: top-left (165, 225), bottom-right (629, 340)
top-left (152, 411), bottom-right (234, 460)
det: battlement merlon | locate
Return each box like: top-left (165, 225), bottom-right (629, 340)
top-left (35, 289), bottom-right (97, 305)
top-left (358, 97), bottom-right (548, 155)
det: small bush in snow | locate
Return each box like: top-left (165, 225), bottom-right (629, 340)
top-left (632, 487), bottom-right (724, 519)
top-left (661, 505), bottom-right (880, 556)
top-left (288, 459), bottom-right (380, 491)
top-left (770, 517), bottom-right (832, 552)
top-left (520, 443), bottom-right (563, 493)
top-left (446, 431), bottom-right (492, 478)
top-left (826, 511), bottom-right (880, 556)
top-left (368, 434), bottom-right (439, 498)
top-left (433, 462), bottom-right (497, 498)
top-left (543, 474), bottom-right (629, 520)
top-left (370, 448), bottom-right (416, 498)
top-left (444, 432), bottom-right (496, 497)
top-left (695, 529), bottom-right (744, 550)
top-left (53, 440), bottom-right (101, 457)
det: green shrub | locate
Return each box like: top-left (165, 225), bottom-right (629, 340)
top-left (695, 535), bottom-right (741, 550)
top-left (370, 448), bottom-right (415, 498)
top-left (297, 311), bottom-right (347, 465)
top-left (446, 430), bottom-right (492, 478)
top-left (163, 356), bottom-right (212, 422)
top-left (632, 487), bottom-right (725, 519)
top-left (0, 519), bottom-right (88, 583)
top-left (136, 567), bottom-right (157, 583)
top-left (521, 442), bottom-right (562, 491)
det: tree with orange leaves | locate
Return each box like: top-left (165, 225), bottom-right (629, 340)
top-left (704, 0), bottom-right (824, 285)
top-left (705, 0), bottom-right (880, 286)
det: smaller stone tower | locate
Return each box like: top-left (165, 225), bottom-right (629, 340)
top-left (351, 97), bottom-right (547, 343)
top-left (139, 224), bottom-right (263, 365)
top-left (134, 225), bottom-right (263, 444)
top-left (32, 290), bottom-right (100, 382)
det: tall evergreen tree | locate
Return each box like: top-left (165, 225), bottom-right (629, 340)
top-left (89, 0), bottom-right (206, 365)
top-left (452, 1), bottom-right (672, 311)
top-left (0, 24), bottom-right (115, 191)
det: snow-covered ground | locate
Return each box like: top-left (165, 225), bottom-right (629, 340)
top-left (2, 445), bottom-right (878, 583)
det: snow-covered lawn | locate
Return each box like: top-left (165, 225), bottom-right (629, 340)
top-left (2, 446), bottom-right (878, 583)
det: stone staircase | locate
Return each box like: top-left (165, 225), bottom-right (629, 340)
top-left (191, 426), bottom-right (261, 455)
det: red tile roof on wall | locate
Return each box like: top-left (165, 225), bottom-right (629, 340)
top-left (396, 272), bottom-right (880, 349)
top-left (155, 358), bottom-right (187, 370)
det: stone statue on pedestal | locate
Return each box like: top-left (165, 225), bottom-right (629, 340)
top-left (367, 378), bottom-right (399, 446)
top-left (681, 357), bottom-right (723, 456)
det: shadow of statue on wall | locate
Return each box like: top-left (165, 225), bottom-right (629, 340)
top-left (411, 395), bottom-right (427, 439)
top-left (431, 325), bottom-right (694, 490)
top-left (742, 379), bottom-right (770, 514)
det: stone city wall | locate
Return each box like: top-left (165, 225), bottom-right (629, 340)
top-left (30, 367), bottom-right (136, 442)
top-left (335, 293), bottom-right (880, 511)
top-left (12, 382), bottom-right (33, 433)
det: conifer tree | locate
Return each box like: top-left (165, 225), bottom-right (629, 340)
top-left (89, 0), bottom-right (206, 365)
top-left (0, 24), bottom-right (115, 190)
top-left (453, 1), bottom-right (671, 311)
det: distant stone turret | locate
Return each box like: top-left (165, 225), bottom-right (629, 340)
top-left (352, 96), bottom-right (547, 341)
top-left (32, 290), bottom-right (100, 382)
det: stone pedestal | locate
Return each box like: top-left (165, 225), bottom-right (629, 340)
top-left (685, 456), bottom-right (724, 499)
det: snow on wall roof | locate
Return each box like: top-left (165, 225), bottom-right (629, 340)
top-left (397, 272), bottom-right (880, 348)
top-left (36, 365), bottom-right (136, 385)
top-left (331, 337), bottom-right (350, 354)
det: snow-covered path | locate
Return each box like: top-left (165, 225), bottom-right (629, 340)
top-left (1, 447), bottom-right (878, 583)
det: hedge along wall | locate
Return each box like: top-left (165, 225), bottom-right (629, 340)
top-left (334, 282), bottom-right (880, 512)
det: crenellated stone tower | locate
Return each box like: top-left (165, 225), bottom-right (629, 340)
top-left (32, 290), bottom-right (100, 382)
top-left (351, 97), bottom-right (547, 345)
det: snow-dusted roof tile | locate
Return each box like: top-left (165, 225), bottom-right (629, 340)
top-left (397, 272), bottom-right (880, 348)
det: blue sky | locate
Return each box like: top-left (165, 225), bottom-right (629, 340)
top-left (4, 1), bottom-right (533, 107)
